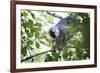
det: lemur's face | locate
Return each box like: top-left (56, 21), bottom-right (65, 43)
top-left (49, 26), bottom-right (60, 39)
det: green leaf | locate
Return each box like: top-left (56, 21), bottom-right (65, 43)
top-left (28, 19), bottom-right (33, 25)
top-left (25, 29), bottom-right (29, 34)
top-left (27, 40), bottom-right (33, 45)
top-left (35, 32), bottom-right (40, 38)
top-left (22, 11), bottom-right (28, 17)
top-left (28, 33), bottom-right (33, 38)
top-left (21, 47), bottom-right (27, 56)
top-left (35, 42), bottom-right (40, 49)
top-left (25, 29), bottom-right (33, 38)
top-left (52, 51), bottom-right (61, 59)
top-left (34, 22), bottom-right (42, 27)
top-left (45, 54), bottom-right (55, 61)
top-left (63, 48), bottom-right (68, 60)
top-left (39, 40), bottom-right (45, 45)
top-left (68, 51), bottom-right (73, 57)
top-left (31, 27), bottom-right (39, 33)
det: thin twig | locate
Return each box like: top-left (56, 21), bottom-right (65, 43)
top-left (21, 49), bottom-right (54, 62)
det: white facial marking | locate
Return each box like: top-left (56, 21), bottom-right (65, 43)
top-left (53, 26), bottom-right (59, 37)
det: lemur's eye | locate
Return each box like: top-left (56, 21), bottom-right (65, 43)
top-left (49, 29), bottom-right (56, 38)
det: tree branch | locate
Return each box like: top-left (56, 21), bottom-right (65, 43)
top-left (21, 49), bottom-right (54, 62)
top-left (46, 11), bottom-right (63, 19)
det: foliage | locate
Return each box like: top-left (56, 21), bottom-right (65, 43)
top-left (21, 10), bottom-right (90, 63)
